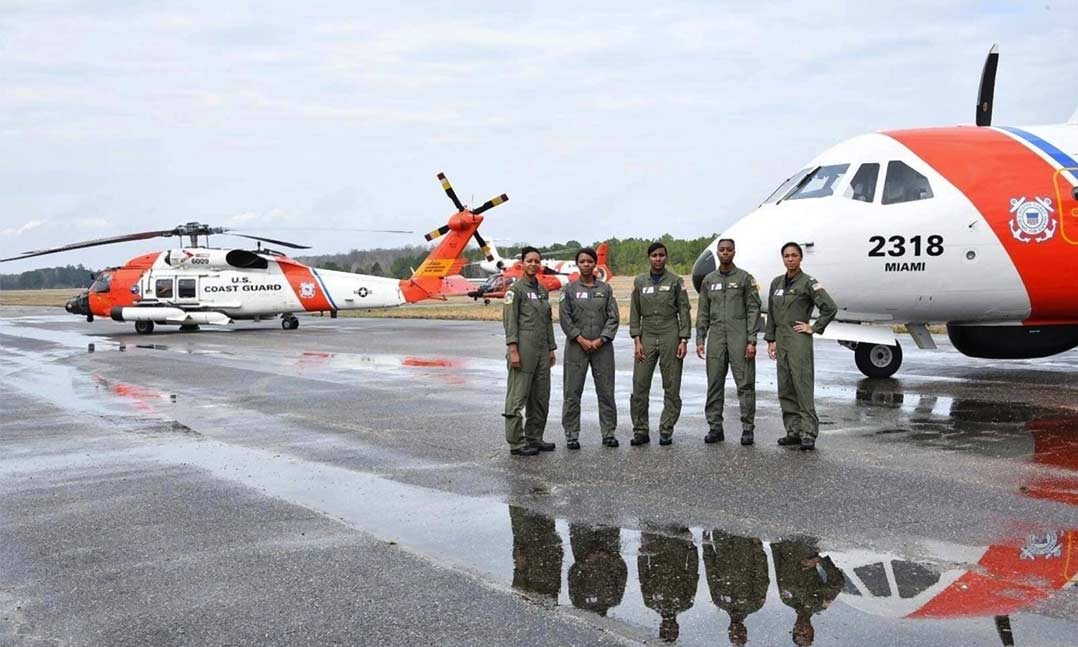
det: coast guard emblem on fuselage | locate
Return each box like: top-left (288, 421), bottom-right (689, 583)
top-left (1009, 196), bottom-right (1057, 243)
top-left (299, 282), bottom-right (316, 299)
top-left (1019, 531), bottom-right (1062, 560)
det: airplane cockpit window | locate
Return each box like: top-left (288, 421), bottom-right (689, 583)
top-left (155, 278), bottom-right (174, 299)
top-left (892, 560), bottom-right (941, 599)
top-left (783, 164), bottom-right (850, 201)
top-left (882, 161), bottom-right (934, 204)
top-left (844, 163), bottom-right (880, 202)
top-left (763, 167), bottom-right (815, 204)
top-left (90, 275), bottom-right (112, 293)
top-left (853, 562), bottom-right (891, 596)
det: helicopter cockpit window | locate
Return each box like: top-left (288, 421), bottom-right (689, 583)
top-left (90, 274), bottom-right (112, 293)
top-left (783, 164), bottom-right (850, 201)
top-left (844, 163), bottom-right (880, 202)
top-left (155, 278), bottom-right (174, 299)
top-left (882, 161), bottom-right (933, 204)
top-left (763, 167), bottom-right (815, 204)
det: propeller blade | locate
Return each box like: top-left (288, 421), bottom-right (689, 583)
top-left (976, 44), bottom-right (999, 127)
top-left (470, 193), bottom-right (509, 215)
top-left (228, 233), bottom-right (311, 249)
top-left (1, 229), bottom-right (173, 263)
top-left (437, 172), bottom-right (465, 212)
top-left (473, 231), bottom-right (495, 262)
top-left (424, 224), bottom-right (451, 242)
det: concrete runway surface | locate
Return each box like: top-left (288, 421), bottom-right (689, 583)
top-left (2, 308), bottom-right (1077, 646)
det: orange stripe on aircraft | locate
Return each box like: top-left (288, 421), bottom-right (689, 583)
top-left (278, 259), bottom-right (333, 311)
top-left (886, 127), bottom-right (1078, 324)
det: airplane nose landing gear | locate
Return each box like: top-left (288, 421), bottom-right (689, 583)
top-left (854, 341), bottom-right (903, 378)
top-left (281, 314), bottom-right (299, 330)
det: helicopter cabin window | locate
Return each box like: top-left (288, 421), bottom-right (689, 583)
top-left (90, 274), bottom-right (112, 293)
top-left (155, 278), bottom-right (174, 299)
top-left (844, 163), bottom-right (879, 202)
top-left (783, 164), bottom-right (850, 201)
top-left (882, 161), bottom-right (933, 204)
top-left (178, 278), bottom-right (197, 299)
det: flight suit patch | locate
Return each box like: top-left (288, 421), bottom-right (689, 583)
top-left (576, 292), bottom-right (589, 299)
top-left (812, 282), bottom-right (823, 291)
top-left (774, 289), bottom-right (784, 296)
top-left (658, 286), bottom-right (671, 292)
top-left (505, 291), bottom-right (515, 304)
top-left (728, 282), bottom-right (739, 289)
top-left (528, 292), bottom-right (539, 300)
top-left (709, 283), bottom-right (723, 291)
top-left (642, 286), bottom-right (655, 294)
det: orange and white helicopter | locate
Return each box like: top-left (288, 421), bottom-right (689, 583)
top-left (0, 172), bottom-right (508, 334)
top-left (466, 241), bottom-right (613, 303)
top-left (694, 45), bottom-right (1078, 377)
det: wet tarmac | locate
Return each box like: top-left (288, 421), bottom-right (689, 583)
top-left (2, 308), bottom-right (1077, 646)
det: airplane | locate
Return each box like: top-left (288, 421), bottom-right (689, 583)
top-left (693, 45), bottom-right (1078, 378)
top-left (466, 241), bottom-right (613, 303)
top-left (0, 172), bottom-right (508, 333)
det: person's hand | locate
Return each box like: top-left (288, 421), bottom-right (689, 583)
top-left (549, 351), bottom-right (557, 367)
top-left (745, 343), bottom-right (757, 360)
top-left (592, 338), bottom-right (604, 351)
top-left (696, 343), bottom-right (706, 360)
top-left (509, 346), bottom-right (521, 368)
top-left (793, 321), bottom-right (814, 334)
top-left (675, 340), bottom-right (688, 359)
top-left (634, 338), bottom-right (646, 362)
top-left (767, 341), bottom-right (777, 360)
top-left (576, 335), bottom-right (592, 352)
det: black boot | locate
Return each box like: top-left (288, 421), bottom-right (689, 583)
top-left (659, 434), bottom-right (673, 446)
top-left (704, 430), bottom-right (724, 444)
top-left (630, 434), bottom-right (650, 446)
top-left (529, 440), bottom-right (556, 452)
top-left (777, 435), bottom-right (801, 447)
top-left (740, 430), bottom-right (754, 446)
top-left (603, 437), bottom-right (620, 448)
top-left (799, 436), bottom-right (816, 451)
top-left (510, 445), bottom-right (539, 456)
top-left (566, 439), bottom-right (581, 450)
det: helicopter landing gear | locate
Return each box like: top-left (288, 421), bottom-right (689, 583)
top-left (135, 320), bottom-right (155, 335)
top-left (281, 315), bottom-right (299, 330)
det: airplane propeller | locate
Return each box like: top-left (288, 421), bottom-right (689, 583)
top-left (976, 44), bottom-right (999, 127)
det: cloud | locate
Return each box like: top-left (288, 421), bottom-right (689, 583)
top-left (0, 219), bottom-right (47, 238)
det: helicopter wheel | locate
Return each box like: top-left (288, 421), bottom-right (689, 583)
top-left (282, 315), bottom-right (299, 330)
top-left (135, 321), bottom-right (155, 335)
top-left (483, 298), bottom-right (491, 305)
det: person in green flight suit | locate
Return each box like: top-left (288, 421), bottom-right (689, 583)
top-left (638, 523), bottom-right (699, 642)
top-left (560, 247), bottom-right (621, 449)
top-left (702, 530), bottom-right (769, 646)
top-left (503, 247), bottom-right (558, 456)
top-left (568, 523), bottom-right (627, 616)
top-left (630, 242), bottom-right (692, 446)
top-left (764, 242), bottom-right (837, 451)
top-left (772, 537), bottom-right (845, 646)
top-left (695, 238), bottom-right (762, 446)
top-left (509, 505), bottom-right (563, 600)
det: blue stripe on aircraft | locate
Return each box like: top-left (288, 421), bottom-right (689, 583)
top-left (999, 126), bottom-right (1078, 183)
top-left (311, 268), bottom-right (339, 310)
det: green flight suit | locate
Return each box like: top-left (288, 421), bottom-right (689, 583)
top-left (503, 278), bottom-right (557, 450)
top-left (763, 271), bottom-right (837, 440)
top-left (773, 539), bottom-right (844, 618)
top-left (638, 524), bottom-right (699, 642)
top-left (560, 279), bottom-right (620, 441)
top-left (696, 266), bottom-right (761, 435)
top-left (629, 270), bottom-right (692, 438)
top-left (509, 505), bottom-right (563, 600)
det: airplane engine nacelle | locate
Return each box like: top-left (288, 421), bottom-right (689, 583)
top-left (946, 324), bottom-right (1078, 359)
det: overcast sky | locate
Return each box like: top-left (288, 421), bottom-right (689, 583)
top-left (2, 1), bottom-right (1076, 271)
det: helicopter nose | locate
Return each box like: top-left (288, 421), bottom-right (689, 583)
top-left (65, 292), bottom-right (93, 321)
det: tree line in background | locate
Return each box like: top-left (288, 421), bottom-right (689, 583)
top-left (0, 264), bottom-right (96, 290)
top-left (0, 235), bottom-right (719, 289)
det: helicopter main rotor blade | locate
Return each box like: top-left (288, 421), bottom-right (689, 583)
top-left (1, 229), bottom-right (174, 263)
top-left (228, 233), bottom-right (311, 249)
top-left (240, 227), bottom-right (415, 234)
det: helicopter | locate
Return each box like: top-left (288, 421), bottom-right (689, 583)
top-left (1, 172), bottom-right (508, 334)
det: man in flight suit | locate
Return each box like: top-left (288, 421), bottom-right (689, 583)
top-left (764, 242), bottom-right (837, 451)
top-left (695, 238), bottom-right (762, 446)
top-left (630, 242), bottom-right (692, 446)
top-left (509, 505), bottom-right (563, 600)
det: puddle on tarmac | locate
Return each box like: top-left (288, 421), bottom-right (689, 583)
top-left (109, 438), bottom-right (1074, 646)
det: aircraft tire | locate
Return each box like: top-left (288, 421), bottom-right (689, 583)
top-left (282, 316), bottom-right (299, 330)
top-left (135, 320), bottom-right (155, 335)
top-left (855, 342), bottom-right (902, 378)
top-left (484, 298), bottom-right (491, 305)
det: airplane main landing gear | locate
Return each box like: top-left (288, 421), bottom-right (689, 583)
top-left (854, 341), bottom-right (903, 378)
top-left (135, 320), bottom-right (155, 335)
top-left (281, 315), bottom-right (299, 330)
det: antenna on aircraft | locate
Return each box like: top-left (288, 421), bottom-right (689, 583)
top-left (976, 44), bottom-right (999, 127)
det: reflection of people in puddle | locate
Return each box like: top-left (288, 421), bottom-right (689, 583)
top-left (568, 524), bottom-right (627, 616)
top-left (703, 530), bottom-right (769, 646)
top-left (638, 525), bottom-right (699, 642)
top-left (509, 505), bottom-right (563, 600)
top-left (773, 538), bottom-right (844, 646)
